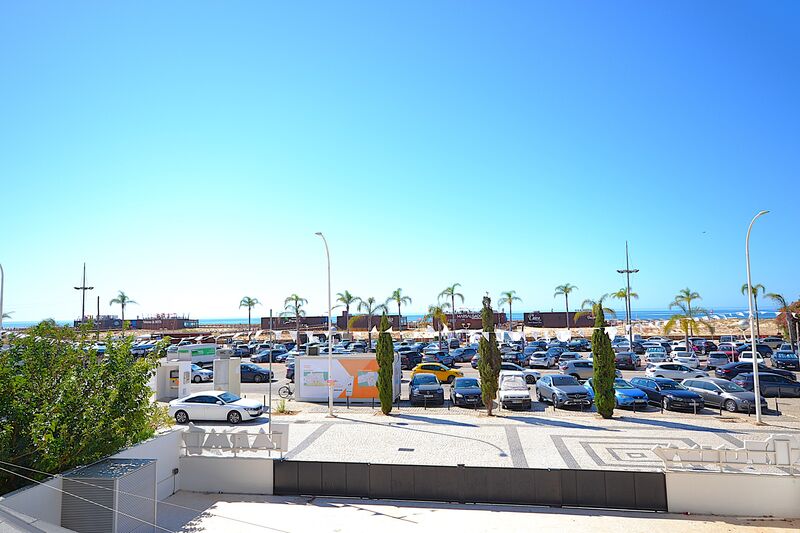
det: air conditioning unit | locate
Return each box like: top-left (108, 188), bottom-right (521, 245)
top-left (61, 458), bottom-right (157, 533)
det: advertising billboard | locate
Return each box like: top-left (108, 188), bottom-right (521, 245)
top-left (294, 355), bottom-right (400, 403)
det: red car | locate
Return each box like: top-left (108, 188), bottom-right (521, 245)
top-left (717, 343), bottom-right (739, 362)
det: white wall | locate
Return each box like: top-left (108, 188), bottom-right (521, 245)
top-left (111, 428), bottom-right (183, 501)
top-left (666, 471), bottom-right (800, 519)
top-left (179, 456), bottom-right (273, 495)
top-left (0, 477), bottom-right (62, 525)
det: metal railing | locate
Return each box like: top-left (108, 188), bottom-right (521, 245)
top-left (180, 424), bottom-right (289, 458)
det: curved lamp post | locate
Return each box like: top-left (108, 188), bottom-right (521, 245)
top-left (315, 232), bottom-right (334, 417)
top-left (745, 210), bottom-right (769, 424)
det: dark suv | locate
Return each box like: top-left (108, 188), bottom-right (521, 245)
top-left (735, 343), bottom-right (773, 358)
top-left (614, 352), bottom-right (637, 370)
top-left (715, 361), bottom-right (795, 381)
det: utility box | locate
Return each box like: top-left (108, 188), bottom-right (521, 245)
top-left (61, 458), bottom-right (156, 533)
top-left (213, 351), bottom-right (241, 396)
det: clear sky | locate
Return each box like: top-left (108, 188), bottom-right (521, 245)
top-left (1, 1), bottom-right (798, 322)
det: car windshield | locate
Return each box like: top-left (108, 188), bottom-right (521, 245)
top-left (218, 392), bottom-right (240, 403)
top-left (455, 378), bottom-right (479, 387)
top-left (614, 379), bottom-right (635, 389)
top-left (776, 352), bottom-right (797, 359)
top-left (717, 381), bottom-right (747, 392)
top-left (414, 374), bottom-right (438, 385)
top-left (191, 364), bottom-right (201, 371)
top-left (502, 377), bottom-right (528, 390)
top-left (658, 382), bottom-right (685, 391)
top-left (551, 376), bottom-right (579, 386)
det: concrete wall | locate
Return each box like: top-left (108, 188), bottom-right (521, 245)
top-left (179, 456), bottom-right (273, 495)
top-left (111, 428), bottom-right (184, 501)
top-left (666, 471), bottom-right (800, 518)
top-left (0, 477), bottom-right (62, 525)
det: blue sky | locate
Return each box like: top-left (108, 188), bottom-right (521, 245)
top-left (1, 1), bottom-right (798, 322)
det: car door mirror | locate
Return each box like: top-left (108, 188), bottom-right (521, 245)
top-left (216, 400), bottom-right (224, 405)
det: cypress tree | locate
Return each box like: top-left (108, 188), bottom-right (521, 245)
top-left (478, 296), bottom-right (501, 416)
top-left (591, 304), bottom-right (616, 419)
top-left (376, 313), bottom-right (394, 415)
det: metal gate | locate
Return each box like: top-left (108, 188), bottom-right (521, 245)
top-left (273, 460), bottom-right (667, 511)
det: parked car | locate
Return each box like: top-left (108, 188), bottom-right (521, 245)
top-left (251, 349), bottom-right (286, 363)
top-left (559, 359), bottom-right (594, 380)
top-left (691, 339), bottom-right (717, 355)
top-left (644, 347), bottom-right (668, 363)
top-left (529, 351), bottom-right (557, 368)
top-left (732, 373), bottom-right (800, 398)
top-left (422, 350), bottom-right (455, 367)
top-left (500, 362), bottom-right (540, 384)
top-left (614, 352), bottom-right (637, 370)
top-left (772, 350), bottom-right (800, 370)
top-left (760, 337), bottom-right (785, 350)
top-left (739, 350), bottom-right (765, 364)
top-left (131, 342), bottom-right (156, 356)
top-left (583, 377), bottom-right (649, 409)
top-left (191, 363), bottom-right (213, 383)
top-left (672, 351), bottom-right (700, 369)
top-left (681, 377), bottom-right (767, 412)
top-left (629, 377), bottom-right (704, 411)
top-left (716, 343), bottom-right (739, 362)
top-left (451, 377), bottom-right (483, 407)
top-left (410, 363), bottom-right (463, 384)
top-left (409, 373), bottom-right (445, 405)
top-left (719, 335), bottom-right (743, 345)
top-left (705, 351), bottom-right (730, 370)
top-left (559, 351), bottom-right (583, 362)
top-left (451, 347), bottom-right (477, 363)
top-left (645, 362), bottom-right (707, 380)
top-left (501, 350), bottom-right (528, 365)
top-left (349, 341), bottom-right (367, 353)
top-left (470, 353), bottom-right (480, 369)
top-left (448, 338), bottom-right (460, 349)
top-left (535, 374), bottom-right (592, 408)
top-left (568, 339), bottom-right (591, 352)
top-left (498, 372), bottom-right (532, 410)
top-left (240, 363), bottom-right (273, 383)
top-left (715, 361), bottom-right (796, 381)
top-left (169, 390), bottom-right (264, 424)
top-left (233, 345), bottom-right (250, 357)
top-left (399, 350), bottom-right (423, 370)
top-left (736, 343), bottom-right (773, 359)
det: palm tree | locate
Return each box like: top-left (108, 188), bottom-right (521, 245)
top-left (499, 291), bottom-right (521, 331)
top-left (423, 302), bottom-right (451, 349)
top-left (554, 283), bottom-right (578, 329)
top-left (741, 283), bottom-right (766, 339)
top-left (336, 291), bottom-right (359, 332)
top-left (386, 288), bottom-right (412, 331)
top-left (438, 283), bottom-right (464, 331)
top-left (239, 296), bottom-right (260, 331)
top-left (348, 297), bottom-right (386, 348)
top-left (670, 288), bottom-right (702, 336)
top-left (109, 291), bottom-right (137, 331)
top-left (610, 288), bottom-right (639, 301)
top-left (574, 294), bottom-right (616, 324)
top-left (766, 292), bottom-right (794, 346)
top-left (1, 312), bottom-right (11, 319)
top-left (281, 294), bottom-right (307, 345)
top-left (664, 301), bottom-right (714, 350)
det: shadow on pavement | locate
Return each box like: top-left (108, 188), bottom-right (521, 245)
top-left (504, 416), bottom-right (615, 431)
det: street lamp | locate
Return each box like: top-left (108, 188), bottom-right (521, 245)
top-left (0, 262), bottom-right (4, 333)
top-left (315, 232), bottom-right (334, 417)
top-left (617, 241), bottom-right (639, 346)
top-left (745, 210), bottom-right (769, 424)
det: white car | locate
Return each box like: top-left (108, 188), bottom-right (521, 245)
top-left (498, 372), bottom-right (532, 409)
top-left (191, 363), bottom-right (213, 383)
top-left (168, 390), bottom-right (264, 424)
top-left (645, 347), bottom-right (668, 363)
top-left (528, 351), bottom-right (556, 368)
top-left (672, 351), bottom-right (700, 369)
top-left (706, 351), bottom-right (730, 369)
top-left (645, 362), bottom-right (707, 380)
top-left (739, 351), bottom-right (765, 364)
top-left (778, 343), bottom-right (796, 353)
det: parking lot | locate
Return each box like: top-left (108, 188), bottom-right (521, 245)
top-left (189, 354), bottom-right (800, 421)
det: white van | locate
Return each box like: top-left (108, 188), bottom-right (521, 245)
top-left (175, 343), bottom-right (218, 365)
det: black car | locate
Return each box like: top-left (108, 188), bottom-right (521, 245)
top-left (399, 350), bottom-right (423, 370)
top-left (451, 377), bottom-right (483, 407)
top-left (546, 347), bottom-right (566, 361)
top-left (629, 377), bottom-right (704, 411)
top-left (409, 374), bottom-right (445, 406)
top-left (568, 339), bottom-right (591, 352)
top-left (501, 351), bottom-right (528, 365)
top-left (614, 351), bottom-right (637, 370)
top-left (715, 362), bottom-right (796, 381)
top-left (629, 341), bottom-right (646, 355)
top-left (251, 349), bottom-right (287, 363)
top-left (732, 373), bottom-right (800, 398)
top-left (772, 351), bottom-right (800, 370)
top-left (526, 340), bottom-right (548, 352)
top-left (735, 343), bottom-right (773, 358)
top-left (240, 363), bottom-right (273, 383)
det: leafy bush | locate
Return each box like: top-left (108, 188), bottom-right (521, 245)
top-left (0, 322), bottom-right (163, 494)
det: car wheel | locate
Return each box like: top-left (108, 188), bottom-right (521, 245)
top-left (227, 411), bottom-right (242, 424)
top-left (174, 410), bottom-right (189, 424)
top-left (552, 394), bottom-right (559, 408)
top-left (536, 389), bottom-right (544, 402)
top-left (254, 374), bottom-right (264, 383)
top-left (525, 375), bottom-right (535, 385)
top-left (662, 397), bottom-right (670, 410)
top-left (724, 399), bottom-right (737, 412)
top-left (192, 375), bottom-right (201, 383)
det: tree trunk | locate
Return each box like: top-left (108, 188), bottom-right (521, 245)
top-left (688, 302), bottom-right (693, 336)
top-left (367, 316), bottom-right (372, 350)
top-left (754, 297), bottom-right (761, 339)
top-left (398, 302), bottom-right (402, 331)
top-left (248, 308), bottom-right (252, 331)
top-left (121, 304), bottom-right (125, 332)
top-left (565, 294), bottom-right (570, 329)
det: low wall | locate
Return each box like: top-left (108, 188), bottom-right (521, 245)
top-left (111, 428), bottom-right (184, 500)
top-left (666, 471), bottom-right (800, 518)
top-left (180, 456), bottom-right (273, 495)
top-left (0, 477), bottom-right (62, 525)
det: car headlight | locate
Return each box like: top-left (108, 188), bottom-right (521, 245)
top-left (555, 391), bottom-right (567, 397)
top-left (455, 393), bottom-right (463, 398)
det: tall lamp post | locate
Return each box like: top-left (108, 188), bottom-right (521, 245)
top-left (617, 241), bottom-right (639, 346)
top-left (315, 232), bottom-right (334, 417)
top-left (0, 263), bottom-right (4, 333)
top-left (745, 210), bottom-right (769, 424)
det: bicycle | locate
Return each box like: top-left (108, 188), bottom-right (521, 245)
top-left (278, 384), bottom-right (293, 399)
